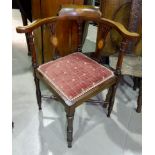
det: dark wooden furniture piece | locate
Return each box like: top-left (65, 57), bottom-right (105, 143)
top-left (100, 0), bottom-right (142, 114)
top-left (136, 77), bottom-right (142, 112)
top-left (16, 7), bottom-right (139, 148)
top-left (12, 122), bottom-right (14, 129)
top-left (12, 0), bottom-right (32, 21)
top-left (12, 0), bottom-right (32, 55)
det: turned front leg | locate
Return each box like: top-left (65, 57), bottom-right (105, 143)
top-left (107, 84), bottom-right (117, 117)
top-left (103, 87), bottom-right (113, 108)
top-left (65, 107), bottom-right (75, 148)
top-left (34, 76), bottom-right (42, 110)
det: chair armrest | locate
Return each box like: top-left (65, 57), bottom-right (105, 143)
top-left (101, 18), bottom-right (139, 40)
top-left (16, 17), bottom-right (57, 33)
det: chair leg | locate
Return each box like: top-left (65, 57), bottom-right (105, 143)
top-left (103, 87), bottom-right (113, 108)
top-left (34, 77), bottom-right (42, 110)
top-left (133, 77), bottom-right (139, 90)
top-left (136, 78), bottom-right (142, 113)
top-left (65, 107), bottom-right (75, 148)
top-left (107, 84), bottom-right (117, 117)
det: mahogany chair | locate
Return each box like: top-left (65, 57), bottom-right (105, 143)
top-left (16, 7), bottom-right (139, 148)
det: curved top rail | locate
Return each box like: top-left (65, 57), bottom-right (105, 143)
top-left (16, 14), bottom-right (139, 40)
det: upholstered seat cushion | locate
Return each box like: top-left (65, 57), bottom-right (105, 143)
top-left (37, 52), bottom-right (114, 105)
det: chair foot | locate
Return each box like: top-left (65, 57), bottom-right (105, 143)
top-left (37, 94), bottom-right (42, 110)
top-left (107, 107), bottom-right (112, 117)
top-left (133, 77), bottom-right (139, 90)
top-left (12, 122), bottom-right (14, 129)
top-left (39, 107), bottom-right (42, 110)
top-left (68, 141), bottom-right (72, 148)
top-left (107, 99), bottom-right (114, 117)
top-left (107, 84), bottom-right (117, 117)
top-left (103, 87), bottom-right (113, 109)
top-left (34, 77), bottom-right (42, 110)
top-left (136, 78), bottom-right (142, 113)
top-left (136, 107), bottom-right (141, 113)
top-left (36, 89), bottom-right (42, 110)
top-left (28, 51), bottom-right (31, 56)
top-left (66, 107), bottom-right (75, 148)
top-left (107, 114), bottom-right (110, 117)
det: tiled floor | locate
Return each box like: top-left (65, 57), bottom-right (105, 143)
top-left (12, 9), bottom-right (142, 155)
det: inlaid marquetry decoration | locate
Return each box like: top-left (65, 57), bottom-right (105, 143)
top-left (48, 22), bottom-right (60, 59)
top-left (98, 39), bottom-right (104, 49)
top-left (31, 0), bottom-right (84, 64)
top-left (50, 36), bottom-right (58, 47)
top-left (95, 24), bottom-right (111, 57)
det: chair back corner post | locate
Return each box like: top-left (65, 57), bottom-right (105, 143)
top-left (94, 22), bottom-right (112, 61)
top-left (115, 38), bottom-right (128, 77)
top-left (27, 31), bottom-right (38, 70)
top-left (27, 31), bottom-right (42, 110)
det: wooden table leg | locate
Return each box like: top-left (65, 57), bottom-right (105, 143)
top-left (136, 78), bottom-right (142, 113)
top-left (20, 13), bottom-right (31, 56)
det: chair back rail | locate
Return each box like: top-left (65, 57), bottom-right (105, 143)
top-left (16, 13), bottom-right (139, 74)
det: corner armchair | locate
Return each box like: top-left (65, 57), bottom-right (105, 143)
top-left (16, 6), bottom-right (139, 148)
